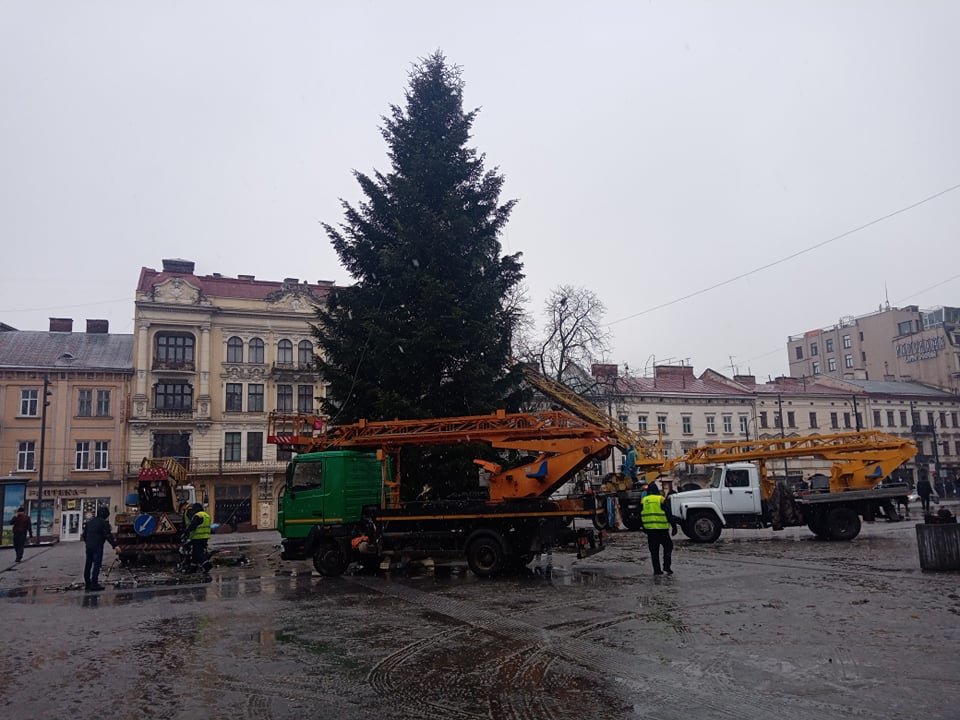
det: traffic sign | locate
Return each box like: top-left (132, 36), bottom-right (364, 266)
top-left (133, 514), bottom-right (158, 537)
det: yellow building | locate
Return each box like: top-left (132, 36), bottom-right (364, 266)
top-left (0, 319), bottom-right (132, 541)
top-left (128, 259), bottom-right (333, 530)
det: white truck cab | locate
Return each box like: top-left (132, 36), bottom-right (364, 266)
top-left (669, 463), bottom-right (764, 542)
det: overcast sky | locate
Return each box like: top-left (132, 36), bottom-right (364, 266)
top-left (2, 1), bottom-right (957, 381)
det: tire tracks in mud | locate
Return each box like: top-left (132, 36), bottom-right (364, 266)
top-left (348, 575), bottom-right (903, 720)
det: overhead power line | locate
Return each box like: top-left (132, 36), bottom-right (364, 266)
top-left (0, 297), bottom-right (130, 313)
top-left (607, 181), bottom-right (960, 327)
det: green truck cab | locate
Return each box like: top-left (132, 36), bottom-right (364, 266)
top-left (278, 450), bottom-right (383, 568)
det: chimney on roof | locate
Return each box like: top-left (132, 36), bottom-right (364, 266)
top-left (49, 317), bottom-right (73, 332)
top-left (86, 319), bottom-right (109, 334)
top-left (655, 365), bottom-right (695, 380)
top-left (162, 258), bottom-right (196, 274)
top-left (212, 272), bottom-right (222, 278)
top-left (591, 363), bottom-right (619, 381)
top-left (775, 376), bottom-right (802, 386)
top-left (238, 274), bottom-right (255, 281)
top-left (734, 374), bottom-right (756, 386)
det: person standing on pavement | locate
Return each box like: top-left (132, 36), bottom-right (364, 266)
top-left (81, 506), bottom-right (116, 591)
top-left (640, 482), bottom-right (678, 576)
top-left (916, 476), bottom-right (934, 515)
top-left (183, 502), bottom-right (213, 572)
top-left (10, 506), bottom-right (33, 562)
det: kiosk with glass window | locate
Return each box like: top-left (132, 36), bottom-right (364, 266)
top-left (1, 477), bottom-right (28, 547)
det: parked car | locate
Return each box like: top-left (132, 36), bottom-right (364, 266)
top-left (908, 491), bottom-right (940, 505)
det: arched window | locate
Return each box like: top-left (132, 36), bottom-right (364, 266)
top-left (277, 339), bottom-right (293, 365)
top-left (298, 340), bottom-right (313, 368)
top-left (248, 337), bottom-right (264, 364)
top-left (226, 337), bottom-right (243, 363)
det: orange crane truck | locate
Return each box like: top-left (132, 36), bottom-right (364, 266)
top-left (669, 431), bottom-right (917, 542)
top-left (268, 409), bottom-right (616, 577)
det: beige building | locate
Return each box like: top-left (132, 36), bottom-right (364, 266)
top-left (128, 259), bottom-right (333, 530)
top-left (0, 319), bottom-right (132, 541)
top-left (787, 305), bottom-right (960, 393)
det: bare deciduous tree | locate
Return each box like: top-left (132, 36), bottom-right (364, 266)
top-left (533, 285), bottom-right (611, 382)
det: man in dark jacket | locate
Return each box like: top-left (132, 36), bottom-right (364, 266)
top-left (81, 506), bottom-right (116, 591)
top-left (916, 477), bottom-right (934, 515)
top-left (10, 506), bottom-right (33, 562)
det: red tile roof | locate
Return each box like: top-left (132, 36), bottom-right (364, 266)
top-left (615, 368), bottom-right (753, 396)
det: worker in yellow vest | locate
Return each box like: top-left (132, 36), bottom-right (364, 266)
top-left (183, 502), bottom-right (213, 573)
top-left (639, 482), bottom-right (678, 575)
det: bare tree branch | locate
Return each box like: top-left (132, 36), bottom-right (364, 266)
top-left (537, 285), bottom-right (611, 381)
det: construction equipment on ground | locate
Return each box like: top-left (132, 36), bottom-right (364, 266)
top-left (114, 457), bottom-right (196, 565)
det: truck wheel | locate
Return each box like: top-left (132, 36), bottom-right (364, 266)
top-left (466, 534), bottom-right (505, 578)
top-left (826, 507), bottom-right (861, 541)
top-left (807, 514), bottom-right (829, 539)
top-left (685, 511), bottom-right (722, 543)
top-left (621, 512), bottom-right (644, 532)
top-left (312, 542), bottom-right (349, 577)
top-left (592, 502), bottom-right (610, 531)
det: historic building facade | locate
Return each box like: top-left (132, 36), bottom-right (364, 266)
top-left (0, 319), bottom-right (132, 542)
top-left (127, 259), bottom-right (333, 530)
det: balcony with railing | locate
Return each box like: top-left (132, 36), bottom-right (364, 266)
top-left (126, 457), bottom-right (286, 478)
top-left (150, 407), bottom-right (195, 420)
top-left (152, 359), bottom-right (196, 372)
top-left (271, 362), bottom-right (320, 379)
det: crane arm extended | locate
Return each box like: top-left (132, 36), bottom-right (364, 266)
top-left (680, 431), bottom-right (917, 497)
top-left (268, 409), bottom-right (617, 500)
top-left (518, 363), bottom-right (667, 467)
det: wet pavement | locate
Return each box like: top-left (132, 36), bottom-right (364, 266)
top-left (1, 513), bottom-right (958, 720)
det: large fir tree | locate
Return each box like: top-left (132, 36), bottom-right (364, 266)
top-left (315, 53), bottom-right (524, 495)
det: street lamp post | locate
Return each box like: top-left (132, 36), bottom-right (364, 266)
top-left (776, 394), bottom-right (789, 480)
top-left (35, 374), bottom-right (51, 542)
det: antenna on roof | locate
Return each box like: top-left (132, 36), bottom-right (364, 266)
top-left (884, 283), bottom-right (890, 311)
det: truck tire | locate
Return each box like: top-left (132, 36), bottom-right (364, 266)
top-left (621, 514), bottom-right (643, 532)
top-left (592, 500), bottom-right (610, 531)
top-left (806, 514), bottom-right (829, 539)
top-left (826, 507), bottom-right (861, 541)
top-left (466, 533), bottom-right (505, 578)
top-left (684, 511), bottom-right (722, 543)
top-left (312, 541), bottom-right (349, 577)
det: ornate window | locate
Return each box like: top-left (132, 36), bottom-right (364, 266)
top-left (226, 383), bottom-right (243, 412)
top-left (277, 340), bottom-right (293, 365)
top-left (277, 384), bottom-right (293, 411)
top-left (227, 337), bottom-right (243, 363)
top-left (298, 340), bottom-right (313, 368)
top-left (249, 338), bottom-right (265, 364)
top-left (248, 384), bottom-right (264, 412)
